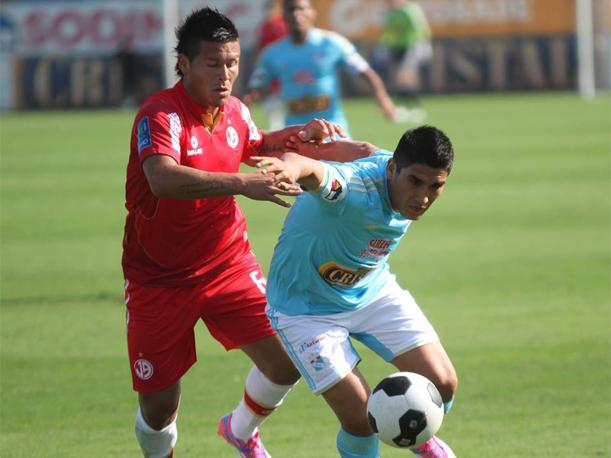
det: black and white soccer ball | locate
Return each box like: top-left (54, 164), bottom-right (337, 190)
top-left (367, 371), bottom-right (444, 448)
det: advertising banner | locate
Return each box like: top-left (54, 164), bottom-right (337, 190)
top-left (313, 0), bottom-right (577, 92)
top-left (1, 0), bottom-right (266, 109)
top-left (313, 0), bottom-right (575, 40)
top-left (0, 0), bottom-right (587, 108)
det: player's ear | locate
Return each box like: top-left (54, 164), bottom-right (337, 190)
top-left (177, 54), bottom-right (190, 76)
top-left (387, 159), bottom-right (397, 177)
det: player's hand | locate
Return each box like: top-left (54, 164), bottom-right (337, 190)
top-left (297, 118), bottom-right (347, 144)
top-left (251, 156), bottom-right (301, 185)
top-left (379, 96), bottom-right (397, 121)
top-left (239, 169), bottom-right (301, 208)
top-left (284, 137), bottom-right (322, 158)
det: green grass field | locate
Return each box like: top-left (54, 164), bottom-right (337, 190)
top-left (1, 92), bottom-right (609, 457)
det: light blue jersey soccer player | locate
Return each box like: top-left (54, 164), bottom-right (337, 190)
top-left (246, 0), bottom-right (396, 134)
top-left (253, 126), bottom-right (458, 458)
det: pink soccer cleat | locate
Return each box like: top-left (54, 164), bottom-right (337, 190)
top-left (411, 436), bottom-right (457, 458)
top-left (217, 413), bottom-right (271, 458)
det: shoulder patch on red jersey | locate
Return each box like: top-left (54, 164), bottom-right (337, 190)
top-left (137, 117), bottom-right (152, 155)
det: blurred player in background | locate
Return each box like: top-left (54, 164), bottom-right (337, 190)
top-left (246, 0), bottom-right (397, 136)
top-left (254, 0), bottom-right (288, 130)
top-left (122, 7), bottom-right (362, 458)
top-left (254, 126), bottom-right (458, 457)
top-left (376, 0), bottom-right (432, 123)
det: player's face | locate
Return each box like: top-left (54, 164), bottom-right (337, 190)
top-left (387, 161), bottom-right (449, 220)
top-left (178, 40), bottom-right (240, 108)
top-left (284, 0), bottom-right (316, 39)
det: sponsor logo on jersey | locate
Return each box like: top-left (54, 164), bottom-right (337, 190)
top-left (226, 126), bottom-right (239, 148)
top-left (323, 178), bottom-right (343, 201)
top-left (137, 117), bottom-right (151, 154)
top-left (298, 335), bottom-right (327, 354)
top-left (133, 358), bottom-right (154, 380)
top-left (318, 262), bottom-right (373, 287)
top-left (187, 135), bottom-right (203, 156)
top-left (359, 239), bottom-right (392, 260)
top-left (293, 69), bottom-right (315, 85)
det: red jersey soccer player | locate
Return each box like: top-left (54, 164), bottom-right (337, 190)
top-left (122, 8), bottom-right (352, 458)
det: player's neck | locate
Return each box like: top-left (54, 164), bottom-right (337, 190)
top-left (290, 30), bottom-right (309, 44)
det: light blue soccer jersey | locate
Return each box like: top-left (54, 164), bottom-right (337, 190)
top-left (248, 28), bottom-right (370, 134)
top-left (266, 151), bottom-right (412, 316)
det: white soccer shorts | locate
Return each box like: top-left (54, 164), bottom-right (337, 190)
top-left (266, 276), bottom-right (439, 395)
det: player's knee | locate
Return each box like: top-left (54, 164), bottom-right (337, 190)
top-left (256, 357), bottom-right (301, 386)
top-left (138, 389), bottom-right (180, 430)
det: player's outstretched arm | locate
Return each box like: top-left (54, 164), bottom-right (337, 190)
top-left (257, 118), bottom-right (347, 157)
top-left (360, 67), bottom-right (397, 121)
top-left (285, 137), bottom-right (378, 162)
top-left (142, 155), bottom-right (301, 207)
top-left (252, 153), bottom-right (325, 192)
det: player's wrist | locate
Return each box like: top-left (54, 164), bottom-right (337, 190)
top-left (232, 173), bottom-right (249, 196)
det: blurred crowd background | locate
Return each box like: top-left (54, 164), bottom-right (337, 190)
top-left (0, 0), bottom-right (609, 111)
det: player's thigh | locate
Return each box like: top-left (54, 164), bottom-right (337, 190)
top-left (392, 342), bottom-right (457, 401)
top-left (321, 367), bottom-right (373, 435)
top-left (125, 281), bottom-right (201, 393)
top-left (200, 262), bottom-right (275, 350)
top-left (267, 308), bottom-right (359, 395)
top-left (351, 280), bottom-right (439, 363)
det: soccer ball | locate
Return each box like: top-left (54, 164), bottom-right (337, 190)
top-left (367, 371), bottom-right (444, 448)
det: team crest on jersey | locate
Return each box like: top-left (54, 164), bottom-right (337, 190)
top-left (226, 126), bottom-right (239, 148)
top-left (137, 117), bottom-right (152, 154)
top-left (318, 262), bottom-right (373, 287)
top-left (133, 358), bottom-right (153, 380)
top-left (323, 179), bottom-right (343, 201)
top-left (309, 355), bottom-right (328, 372)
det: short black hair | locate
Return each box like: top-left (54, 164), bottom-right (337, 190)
top-left (393, 126), bottom-right (454, 173)
top-left (174, 7), bottom-right (239, 77)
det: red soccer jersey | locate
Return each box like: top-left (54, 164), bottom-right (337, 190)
top-left (122, 81), bottom-right (264, 285)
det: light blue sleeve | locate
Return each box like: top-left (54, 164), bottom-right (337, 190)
top-left (314, 162), bottom-right (350, 203)
top-left (312, 161), bottom-right (376, 209)
top-left (329, 32), bottom-right (370, 75)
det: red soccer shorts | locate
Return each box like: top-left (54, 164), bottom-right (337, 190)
top-left (125, 261), bottom-right (274, 393)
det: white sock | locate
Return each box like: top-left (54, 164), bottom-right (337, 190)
top-left (229, 366), bottom-right (297, 441)
top-left (135, 407), bottom-right (177, 458)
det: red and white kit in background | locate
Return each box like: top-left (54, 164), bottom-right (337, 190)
top-left (122, 81), bottom-right (272, 392)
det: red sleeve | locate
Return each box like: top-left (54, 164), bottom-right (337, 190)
top-left (134, 100), bottom-right (183, 165)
